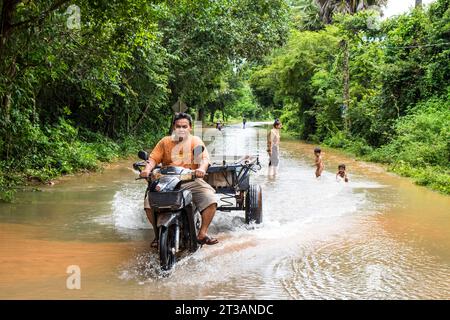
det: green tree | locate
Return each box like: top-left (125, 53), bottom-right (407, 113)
top-left (289, 0), bottom-right (323, 30)
top-left (250, 27), bottom-right (341, 139)
top-left (159, 0), bottom-right (289, 120)
top-left (0, 0), bottom-right (291, 201)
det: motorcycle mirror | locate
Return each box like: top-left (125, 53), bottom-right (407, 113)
top-left (138, 150), bottom-right (149, 161)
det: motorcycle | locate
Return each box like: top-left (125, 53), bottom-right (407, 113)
top-left (133, 147), bottom-right (204, 271)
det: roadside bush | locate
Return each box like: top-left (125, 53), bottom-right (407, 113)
top-left (369, 98), bottom-right (450, 167)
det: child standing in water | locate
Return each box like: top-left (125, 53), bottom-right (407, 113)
top-left (314, 147), bottom-right (324, 178)
top-left (336, 164), bottom-right (349, 182)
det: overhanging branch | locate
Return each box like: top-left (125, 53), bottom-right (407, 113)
top-left (9, 0), bottom-right (71, 30)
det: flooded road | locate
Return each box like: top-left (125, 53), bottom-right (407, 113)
top-left (1, 123), bottom-right (449, 299)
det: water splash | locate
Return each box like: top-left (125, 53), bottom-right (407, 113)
top-left (111, 184), bottom-right (150, 230)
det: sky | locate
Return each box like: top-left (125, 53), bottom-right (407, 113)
top-left (383, 0), bottom-right (437, 18)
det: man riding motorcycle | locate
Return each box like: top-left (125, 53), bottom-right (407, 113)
top-left (139, 112), bottom-right (219, 247)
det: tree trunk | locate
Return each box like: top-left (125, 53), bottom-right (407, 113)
top-left (342, 40), bottom-right (350, 131)
top-left (198, 107), bottom-right (205, 123)
top-left (0, 0), bottom-right (19, 120)
top-left (0, 0), bottom-right (19, 56)
top-left (209, 108), bottom-right (216, 123)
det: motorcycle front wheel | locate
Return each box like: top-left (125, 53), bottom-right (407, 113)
top-left (159, 224), bottom-right (178, 271)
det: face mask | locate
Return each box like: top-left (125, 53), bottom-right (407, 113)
top-left (175, 127), bottom-right (188, 137)
top-left (172, 126), bottom-right (190, 142)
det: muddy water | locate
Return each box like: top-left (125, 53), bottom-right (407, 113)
top-left (0, 123), bottom-right (449, 299)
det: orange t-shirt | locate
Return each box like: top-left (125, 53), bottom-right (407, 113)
top-left (149, 134), bottom-right (210, 169)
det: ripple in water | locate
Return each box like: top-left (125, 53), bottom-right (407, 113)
top-left (272, 227), bottom-right (450, 299)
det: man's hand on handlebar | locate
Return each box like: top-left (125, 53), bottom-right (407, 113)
top-left (195, 168), bottom-right (206, 178)
top-left (139, 159), bottom-right (157, 178)
top-left (139, 171), bottom-right (149, 178)
top-left (195, 160), bottom-right (209, 178)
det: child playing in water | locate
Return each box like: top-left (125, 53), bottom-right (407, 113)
top-left (314, 147), bottom-right (324, 178)
top-left (336, 164), bottom-right (349, 182)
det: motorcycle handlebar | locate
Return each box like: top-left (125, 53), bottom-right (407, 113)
top-left (133, 161), bottom-right (146, 171)
top-left (241, 155), bottom-right (261, 171)
top-left (136, 168), bottom-right (198, 181)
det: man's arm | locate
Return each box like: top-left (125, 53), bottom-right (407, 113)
top-left (195, 159), bottom-right (209, 178)
top-left (139, 138), bottom-right (165, 178)
top-left (194, 138), bottom-right (210, 178)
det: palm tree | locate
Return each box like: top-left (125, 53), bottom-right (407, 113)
top-left (316, 0), bottom-right (387, 24)
top-left (290, 0), bottom-right (323, 30)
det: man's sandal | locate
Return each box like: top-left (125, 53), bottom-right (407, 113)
top-left (150, 238), bottom-right (158, 249)
top-left (197, 236), bottom-right (219, 245)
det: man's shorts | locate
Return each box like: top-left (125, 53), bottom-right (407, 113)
top-left (144, 178), bottom-right (217, 213)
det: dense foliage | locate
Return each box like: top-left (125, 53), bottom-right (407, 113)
top-left (0, 0), bottom-right (289, 200)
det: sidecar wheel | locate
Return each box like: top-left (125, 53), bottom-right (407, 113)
top-left (245, 184), bottom-right (263, 224)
